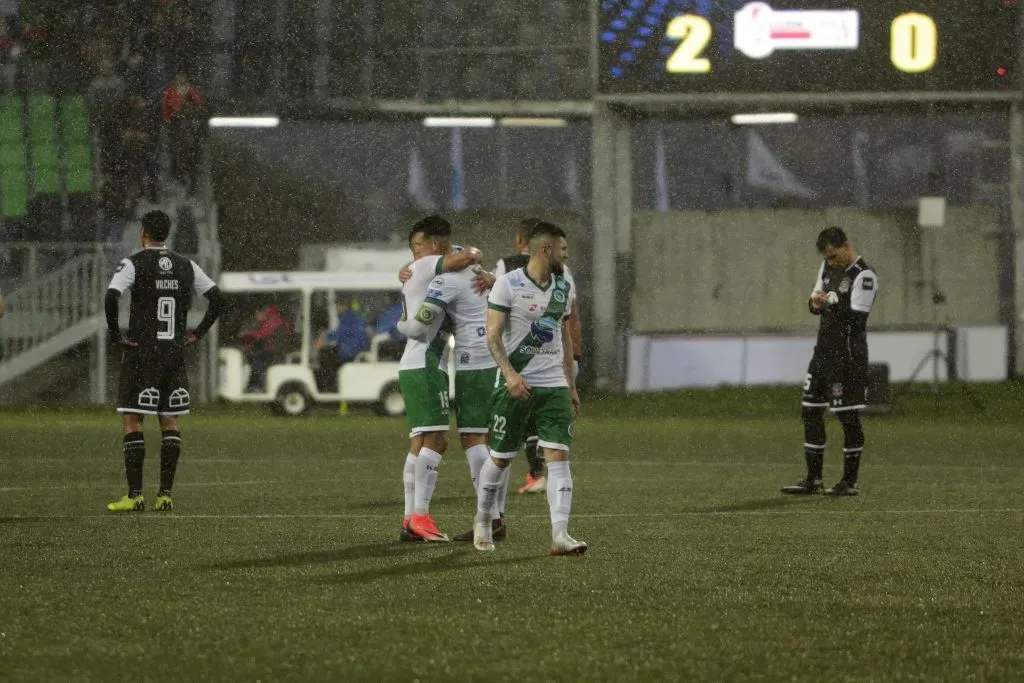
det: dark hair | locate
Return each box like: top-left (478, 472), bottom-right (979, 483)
top-left (408, 215), bottom-right (452, 243)
top-left (528, 220), bottom-right (566, 242)
top-left (142, 210), bottom-right (171, 242)
top-left (816, 226), bottom-right (847, 251)
top-left (516, 218), bottom-right (541, 243)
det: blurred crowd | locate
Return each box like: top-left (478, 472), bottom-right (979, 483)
top-left (2, 0), bottom-right (209, 242)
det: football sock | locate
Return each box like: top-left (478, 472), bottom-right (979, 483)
top-left (465, 444), bottom-right (489, 492)
top-left (545, 460), bottom-right (573, 538)
top-left (524, 437), bottom-right (544, 478)
top-left (802, 406), bottom-right (826, 481)
top-left (123, 432), bottom-right (145, 498)
top-left (838, 410), bottom-right (865, 483)
top-left (402, 453), bottom-right (416, 519)
top-left (493, 465), bottom-right (510, 518)
top-left (158, 430), bottom-right (181, 496)
top-left (476, 458), bottom-right (504, 519)
top-left (414, 447), bottom-right (442, 515)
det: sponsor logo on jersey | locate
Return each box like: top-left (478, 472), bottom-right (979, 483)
top-left (862, 276), bottom-right (875, 291)
top-left (459, 352), bottom-right (470, 365)
top-left (158, 257), bottom-right (173, 272)
top-left (475, 326), bottom-right (486, 337)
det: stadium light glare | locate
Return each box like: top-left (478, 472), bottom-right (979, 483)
top-left (422, 117), bottom-right (496, 128)
top-left (499, 117), bottom-right (568, 128)
top-left (730, 112), bottom-right (799, 125)
top-left (208, 116), bottom-right (280, 128)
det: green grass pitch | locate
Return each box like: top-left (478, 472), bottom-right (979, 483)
top-left (2, 385), bottom-right (1023, 682)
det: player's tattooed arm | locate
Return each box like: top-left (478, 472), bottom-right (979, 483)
top-left (441, 247), bottom-right (482, 273)
top-left (486, 308), bottom-right (513, 377)
top-left (397, 301), bottom-right (443, 342)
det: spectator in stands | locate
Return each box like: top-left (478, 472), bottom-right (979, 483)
top-left (119, 95), bottom-right (159, 201)
top-left (95, 178), bottom-right (132, 243)
top-left (239, 305), bottom-right (292, 393)
top-left (161, 71), bottom-right (204, 192)
top-left (87, 58), bottom-right (126, 152)
top-left (315, 299), bottom-right (372, 391)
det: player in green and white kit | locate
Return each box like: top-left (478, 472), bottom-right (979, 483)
top-left (473, 221), bottom-right (587, 556)
top-left (400, 250), bottom-right (508, 542)
top-left (394, 216), bottom-right (481, 543)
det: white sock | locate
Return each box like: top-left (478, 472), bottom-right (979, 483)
top-left (493, 466), bottom-right (511, 517)
top-left (465, 444), bottom-right (489, 492)
top-left (476, 458), bottom-right (504, 520)
top-left (402, 453), bottom-right (416, 519)
top-left (414, 447), bottom-right (442, 515)
top-left (545, 460), bottom-right (573, 538)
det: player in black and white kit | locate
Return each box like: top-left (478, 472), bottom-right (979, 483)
top-left (104, 210), bottom-right (225, 512)
top-left (782, 227), bottom-right (878, 497)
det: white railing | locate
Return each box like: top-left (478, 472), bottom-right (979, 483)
top-left (0, 250), bottom-right (111, 360)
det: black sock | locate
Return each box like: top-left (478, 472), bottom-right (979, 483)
top-left (838, 411), bottom-right (864, 484)
top-left (123, 432), bottom-right (145, 498)
top-left (524, 438), bottom-right (544, 478)
top-left (804, 448), bottom-right (824, 482)
top-left (802, 407), bottom-right (826, 481)
top-left (159, 430), bottom-right (182, 496)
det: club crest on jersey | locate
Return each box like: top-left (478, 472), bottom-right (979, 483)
top-left (158, 257), bottom-right (173, 272)
top-left (839, 278), bottom-right (851, 293)
top-left (459, 352), bottom-right (470, 365)
top-left (552, 290), bottom-right (566, 304)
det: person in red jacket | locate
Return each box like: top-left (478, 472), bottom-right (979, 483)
top-left (239, 305), bottom-right (292, 392)
top-left (161, 72), bottom-right (204, 192)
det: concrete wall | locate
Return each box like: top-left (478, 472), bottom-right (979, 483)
top-left (632, 207), bottom-right (1001, 334)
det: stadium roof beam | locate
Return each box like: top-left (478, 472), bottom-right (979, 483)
top-left (316, 99), bottom-right (594, 121)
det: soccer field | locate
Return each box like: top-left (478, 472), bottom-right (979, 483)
top-left (2, 387), bottom-right (1023, 682)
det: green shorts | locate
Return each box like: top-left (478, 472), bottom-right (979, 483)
top-left (489, 385), bottom-right (573, 457)
top-left (399, 368), bottom-right (450, 435)
top-left (454, 368), bottom-right (496, 434)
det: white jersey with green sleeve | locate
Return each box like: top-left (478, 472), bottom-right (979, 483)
top-left (400, 255), bottom-right (449, 372)
top-left (424, 269), bottom-right (495, 372)
top-left (495, 256), bottom-right (577, 306)
top-left (487, 267), bottom-right (573, 388)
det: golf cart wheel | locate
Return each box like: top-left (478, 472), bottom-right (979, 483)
top-left (377, 382), bottom-right (405, 417)
top-left (274, 383), bottom-right (312, 417)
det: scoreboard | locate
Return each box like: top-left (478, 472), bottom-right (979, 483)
top-left (597, 0), bottom-right (1021, 95)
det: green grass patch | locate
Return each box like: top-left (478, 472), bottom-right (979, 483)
top-left (1, 387), bottom-right (1023, 681)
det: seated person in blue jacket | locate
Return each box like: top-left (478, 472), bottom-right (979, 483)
top-left (315, 299), bottom-right (372, 391)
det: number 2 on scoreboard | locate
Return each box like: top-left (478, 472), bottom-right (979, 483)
top-left (890, 13), bottom-right (937, 73)
top-left (666, 14), bottom-right (712, 74)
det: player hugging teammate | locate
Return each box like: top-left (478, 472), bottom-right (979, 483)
top-left (396, 216), bottom-right (586, 556)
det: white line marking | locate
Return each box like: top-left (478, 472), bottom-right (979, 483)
top-left (3, 508), bottom-right (1023, 521)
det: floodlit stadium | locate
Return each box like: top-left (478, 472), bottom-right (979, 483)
top-left (2, 2), bottom-right (1024, 681)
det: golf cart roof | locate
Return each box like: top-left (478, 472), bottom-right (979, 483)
top-left (219, 271), bottom-right (401, 293)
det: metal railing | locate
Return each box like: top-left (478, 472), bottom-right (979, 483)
top-left (0, 250), bottom-right (111, 361)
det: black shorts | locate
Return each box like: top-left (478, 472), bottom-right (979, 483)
top-left (802, 354), bottom-right (867, 412)
top-left (117, 347), bottom-right (191, 416)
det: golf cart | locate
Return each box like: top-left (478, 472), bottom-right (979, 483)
top-left (217, 271), bottom-right (414, 417)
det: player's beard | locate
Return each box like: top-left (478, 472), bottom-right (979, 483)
top-left (551, 261), bottom-right (565, 276)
